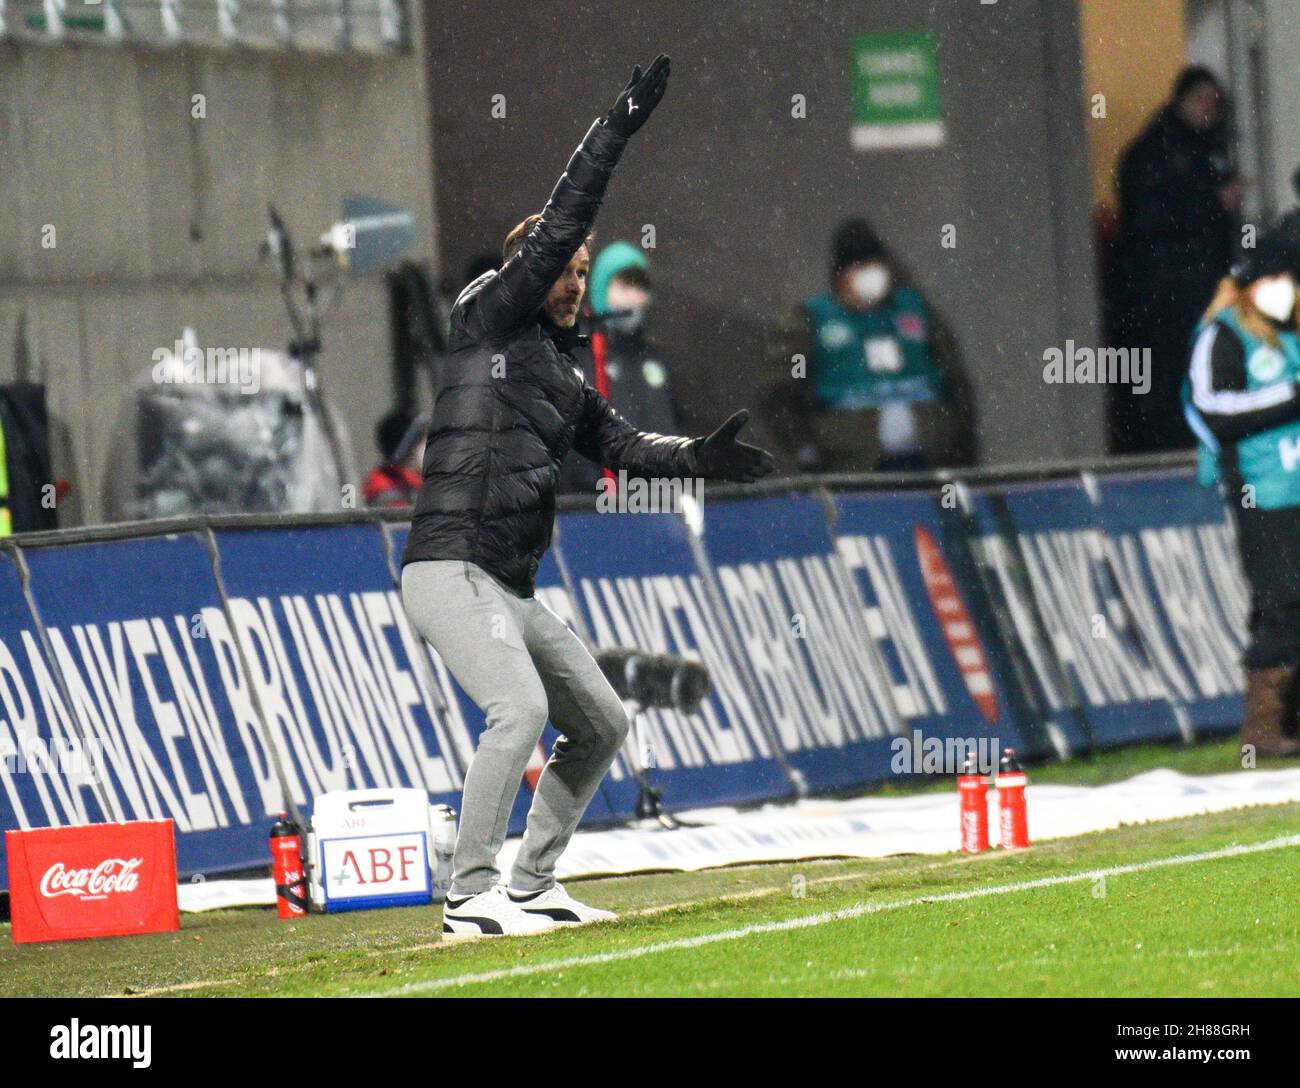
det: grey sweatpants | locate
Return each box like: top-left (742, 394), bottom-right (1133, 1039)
top-left (401, 559), bottom-right (630, 896)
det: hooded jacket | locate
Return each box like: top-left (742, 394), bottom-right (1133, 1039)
top-left (401, 118), bottom-right (700, 596)
top-left (560, 242), bottom-right (684, 493)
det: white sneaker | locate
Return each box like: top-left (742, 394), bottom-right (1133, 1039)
top-left (507, 882), bottom-right (617, 925)
top-left (441, 886), bottom-right (557, 939)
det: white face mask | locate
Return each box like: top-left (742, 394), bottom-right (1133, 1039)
top-left (606, 279), bottom-right (648, 310)
top-left (604, 279), bottom-right (650, 333)
top-left (1253, 277), bottom-right (1296, 323)
top-left (604, 308), bottom-right (645, 335)
top-left (850, 263), bottom-right (891, 306)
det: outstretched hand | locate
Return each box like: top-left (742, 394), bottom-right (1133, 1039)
top-left (605, 54), bottom-right (671, 138)
top-left (696, 410), bottom-right (776, 484)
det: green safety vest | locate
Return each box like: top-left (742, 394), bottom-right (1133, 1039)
top-left (804, 288), bottom-right (943, 410)
top-left (1183, 307), bottom-right (1300, 510)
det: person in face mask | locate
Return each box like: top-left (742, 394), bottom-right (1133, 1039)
top-left (1183, 219), bottom-right (1300, 756)
top-left (762, 217), bottom-right (974, 474)
top-left (558, 240), bottom-right (685, 494)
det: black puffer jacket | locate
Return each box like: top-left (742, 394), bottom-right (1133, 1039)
top-left (402, 118), bottom-right (700, 597)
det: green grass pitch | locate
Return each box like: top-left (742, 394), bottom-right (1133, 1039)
top-left (3, 740), bottom-right (1298, 997)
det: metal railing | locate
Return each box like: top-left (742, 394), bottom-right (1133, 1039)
top-left (0, 0), bottom-right (407, 52)
top-left (558, 450), bottom-right (1199, 510)
top-left (2, 450), bottom-right (1199, 551)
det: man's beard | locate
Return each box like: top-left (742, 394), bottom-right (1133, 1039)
top-left (546, 300), bottom-right (580, 327)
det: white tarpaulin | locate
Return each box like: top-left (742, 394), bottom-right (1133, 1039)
top-left (177, 767), bottom-right (1300, 912)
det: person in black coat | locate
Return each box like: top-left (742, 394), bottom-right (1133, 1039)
top-left (402, 58), bottom-right (770, 595)
top-left (1112, 66), bottom-right (1243, 453)
top-left (400, 56), bottom-right (773, 934)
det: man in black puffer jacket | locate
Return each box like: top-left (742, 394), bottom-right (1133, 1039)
top-left (401, 55), bottom-right (774, 937)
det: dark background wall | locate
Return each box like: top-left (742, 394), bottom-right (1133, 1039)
top-left (424, 0), bottom-right (1103, 466)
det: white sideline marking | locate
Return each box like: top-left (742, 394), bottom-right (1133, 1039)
top-left (118, 855), bottom-right (1003, 995)
top-left (370, 834), bottom-right (1300, 996)
top-left (123, 978), bottom-right (238, 997)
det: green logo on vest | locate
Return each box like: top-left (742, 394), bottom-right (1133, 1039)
top-left (1247, 345), bottom-right (1285, 383)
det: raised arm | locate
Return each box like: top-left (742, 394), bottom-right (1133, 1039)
top-left (465, 55), bottom-right (672, 341)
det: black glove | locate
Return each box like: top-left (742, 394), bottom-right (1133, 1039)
top-left (604, 54), bottom-right (671, 138)
top-left (696, 410), bottom-right (776, 483)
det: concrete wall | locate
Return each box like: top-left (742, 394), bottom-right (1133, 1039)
top-left (425, 0), bottom-right (1104, 466)
top-left (1255, 0), bottom-right (1300, 217)
top-left (1185, 0), bottom-right (1271, 224)
top-left (1182, 0), bottom-right (1299, 235)
top-left (0, 19), bottom-right (439, 525)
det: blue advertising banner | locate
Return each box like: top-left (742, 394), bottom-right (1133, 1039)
top-left (0, 549), bottom-right (115, 890)
top-left (17, 534), bottom-right (280, 883)
top-left (831, 490), bottom-right (1040, 770)
top-left (557, 508), bottom-right (793, 813)
top-left (698, 493), bottom-right (908, 792)
top-left (1, 465), bottom-right (1258, 891)
top-left (1092, 470), bottom-right (1245, 732)
top-left (965, 480), bottom-right (1186, 748)
top-left (211, 524), bottom-right (472, 840)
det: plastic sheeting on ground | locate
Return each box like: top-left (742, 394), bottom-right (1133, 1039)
top-left (176, 766), bottom-right (1300, 912)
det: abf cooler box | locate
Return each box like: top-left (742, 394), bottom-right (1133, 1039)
top-left (306, 789), bottom-right (455, 913)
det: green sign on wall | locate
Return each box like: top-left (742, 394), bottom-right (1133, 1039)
top-left (851, 29), bottom-right (945, 150)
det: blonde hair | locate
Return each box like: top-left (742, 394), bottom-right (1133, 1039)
top-left (502, 214), bottom-right (595, 264)
top-left (1202, 275), bottom-right (1296, 345)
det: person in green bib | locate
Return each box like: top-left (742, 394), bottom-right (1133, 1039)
top-left (763, 218), bottom-right (973, 474)
top-left (1183, 219), bottom-right (1300, 756)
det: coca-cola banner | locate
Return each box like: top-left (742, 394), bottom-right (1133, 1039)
top-left (5, 819), bottom-right (179, 943)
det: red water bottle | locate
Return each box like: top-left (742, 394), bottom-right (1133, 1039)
top-left (997, 748), bottom-right (1030, 849)
top-left (957, 751), bottom-right (989, 854)
top-left (270, 812), bottom-right (308, 919)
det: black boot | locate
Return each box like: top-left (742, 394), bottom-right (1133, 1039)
top-left (1242, 667), bottom-right (1300, 758)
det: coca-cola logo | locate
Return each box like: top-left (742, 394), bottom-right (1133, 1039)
top-left (39, 858), bottom-right (143, 900)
